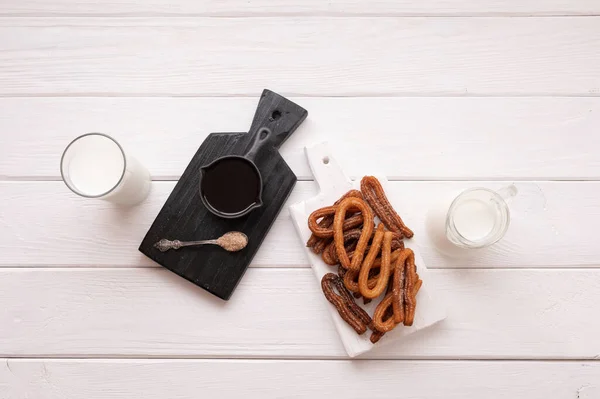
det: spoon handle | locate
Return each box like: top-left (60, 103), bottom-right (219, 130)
top-left (179, 239), bottom-right (219, 248)
top-left (154, 238), bottom-right (218, 252)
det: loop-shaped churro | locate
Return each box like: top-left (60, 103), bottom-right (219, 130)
top-left (391, 248), bottom-right (413, 324)
top-left (308, 206), bottom-right (337, 238)
top-left (308, 209), bottom-right (364, 239)
top-left (361, 176), bottom-right (414, 238)
top-left (307, 190), bottom-right (363, 242)
top-left (343, 269), bottom-right (363, 293)
top-left (360, 228), bottom-right (393, 299)
top-left (321, 244), bottom-right (338, 266)
top-left (309, 237), bottom-right (330, 254)
top-left (403, 255), bottom-right (420, 326)
top-left (372, 293), bottom-right (397, 333)
top-left (343, 268), bottom-right (379, 293)
top-left (322, 228), bottom-right (362, 265)
top-left (306, 234), bottom-right (320, 250)
top-left (344, 247), bottom-right (405, 294)
top-left (334, 197), bottom-right (374, 271)
top-left (323, 229), bottom-right (403, 266)
top-left (356, 224), bottom-right (385, 293)
top-left (370, 303), bottom-right (393, 343)
top-left (370, 330), bottom-right (385, 344)
top-left (372, 246), bottom-right (405, 268)
top-left (321, 273), bottom-right (372, 334)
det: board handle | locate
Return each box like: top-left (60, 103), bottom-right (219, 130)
top-left (305, 142), bottom-right (353, 195)
top-left (247, 89), bottom-right (308, 151)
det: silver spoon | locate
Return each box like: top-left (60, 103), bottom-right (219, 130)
top-left (154, 231), bottom-right (248, 253)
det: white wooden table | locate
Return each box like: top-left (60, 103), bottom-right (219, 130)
top-left (1, 1), bottom-right (600, 397)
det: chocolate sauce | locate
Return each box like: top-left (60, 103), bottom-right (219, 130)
top-left (201, 157), bottom-right (261, 216)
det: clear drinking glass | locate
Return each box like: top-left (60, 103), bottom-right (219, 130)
top-left (60, 133), bottom-right (151, 205)
top-left (445, 185), bottom-right (517, 249)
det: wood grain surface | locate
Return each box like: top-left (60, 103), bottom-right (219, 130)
top-left (2, 1), bottom-right (599, 396)
top-left (3, 0), bottom-right (599, 16)
top-left (1, 97), bottom-right (599, 180)
top-left (0, 360), bottom-right (598, 399)
top-left (0, 268), bottom-right (599, 359)
top-left (0, 18), bottom-right (599, 96)
top-left (2, 181), bottom-right (598, 268)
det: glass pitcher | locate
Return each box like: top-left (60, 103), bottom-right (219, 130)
top-left (445, 185), bottom-right (518, 249)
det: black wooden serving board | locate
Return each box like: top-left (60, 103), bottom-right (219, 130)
top-left (139, 90), bottom-right (307, 300)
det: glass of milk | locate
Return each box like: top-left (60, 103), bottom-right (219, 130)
top-left (445, 185), bottom-right (517, 249)
top-left (60, 133), bottom-right (151, 205)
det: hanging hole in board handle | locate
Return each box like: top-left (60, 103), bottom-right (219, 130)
top-left (322, 156), bottom-right (330, 165)
top-left (270, 110), bottom-right (282, 120)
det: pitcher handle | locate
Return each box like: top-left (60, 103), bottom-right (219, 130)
top-left (496, 184), bottom-right (518, 204)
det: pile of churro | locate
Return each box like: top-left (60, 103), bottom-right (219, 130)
top-left (307, 176), bottom-right (422, 343)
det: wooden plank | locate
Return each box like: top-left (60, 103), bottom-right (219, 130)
top-left (1, 181), bottom-right (599, 268)
top-left (2, 0), bottom-right (599, 16)
top-left (2, 97), bottom-right (599, 180)
top-left (0, 268), bottom-right (599, 359)
top-left (0, 181), bottom-right (310, 268)
top-left (0, 18), bottom-right (598, 96)
top-left (0, 359), bottom-right (598, 399)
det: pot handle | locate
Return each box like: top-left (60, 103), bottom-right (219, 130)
top-left (245, 127), bottom-right (272, 161)
top-left (244, 89), bottom-right (308, 160)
